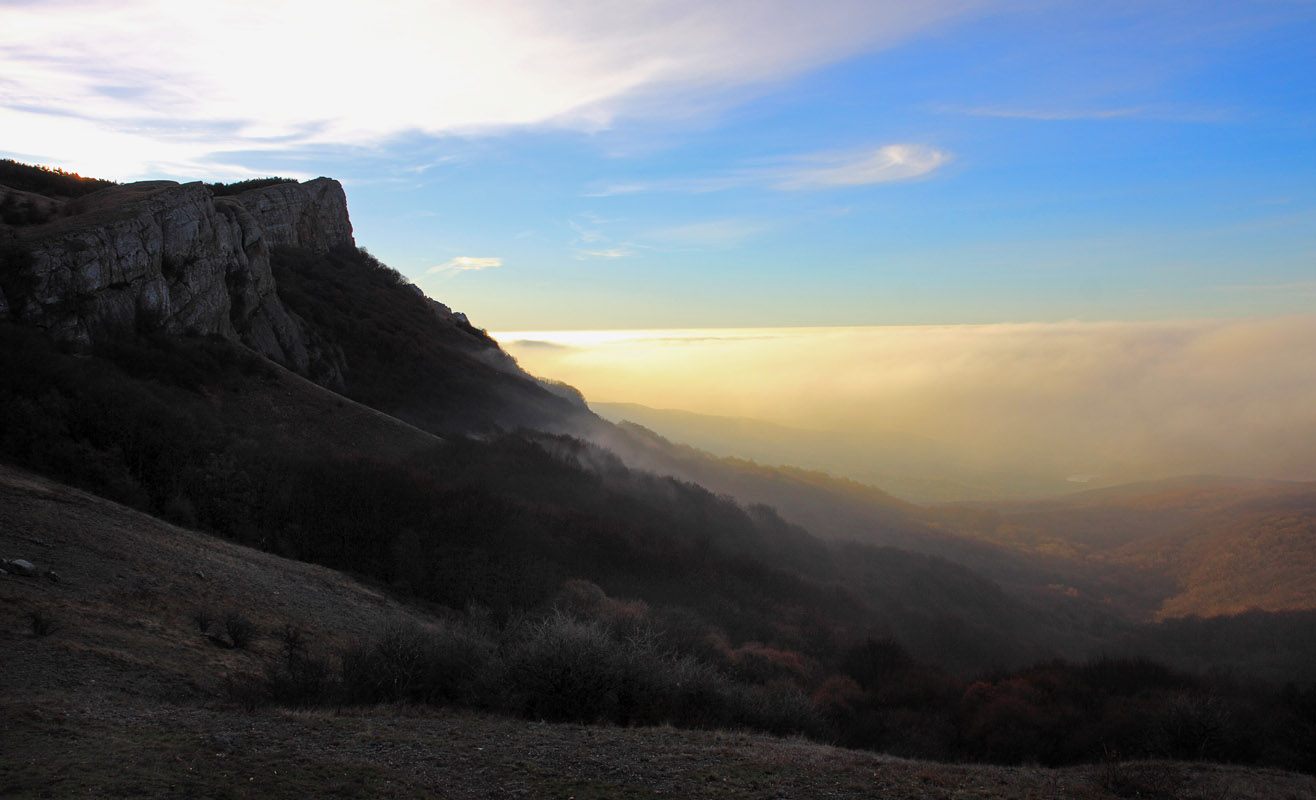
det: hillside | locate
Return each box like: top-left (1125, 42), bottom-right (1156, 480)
top-left (3, 164), bottom-right (1315, 779)
top-left (950, 478), bottom-right (1316, 619)
top-left (0, 167), bottom-right (1125, 677)
top-left (5, 463), bottom-right (1314, 800)
top-left (0, 314), bottom-right (1119, 676)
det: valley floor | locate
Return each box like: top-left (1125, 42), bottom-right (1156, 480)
top-left (2, 463), bottom-right (1313, 800)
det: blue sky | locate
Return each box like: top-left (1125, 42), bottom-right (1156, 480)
top-left (3, 0), bottom-right (1314, 330)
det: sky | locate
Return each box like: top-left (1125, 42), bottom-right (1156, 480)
top-left (498, 319), bottom-right (1316, 495)
top-left (3, 1), bottom-right (1315, 492)
top-left (2, 0), bottom-right (1313, 329)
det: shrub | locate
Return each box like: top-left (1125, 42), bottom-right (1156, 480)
top-left (503, 613), bottom-right (623, 722)
top-left (264, 625), bottom-right (333, 707)
top-left (729, 683), bottom-right (824, 737)
top-left (223, 611), bottom-right (258, 649)
top-left (339, 620), bottom-right (499, 706)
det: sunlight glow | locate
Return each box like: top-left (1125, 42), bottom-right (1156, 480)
top-left (495, 320), bottom-right (1316, 486)
top-left (0, 0), bottom-right (983, 178)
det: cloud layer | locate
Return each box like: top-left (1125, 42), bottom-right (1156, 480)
top-left (588, 144), bottom-right (951, 196)
top-left (772, 144), bottom-right (951, 189)
top-left (497, 318), bottom-right (1316, 490)
top-left (427, 256), bottom-right (502, 274)
top-left (1, 0), bottom-right (986, 177)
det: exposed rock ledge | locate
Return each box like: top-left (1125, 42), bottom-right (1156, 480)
top-left (0, 177), bottom-right (354, 372)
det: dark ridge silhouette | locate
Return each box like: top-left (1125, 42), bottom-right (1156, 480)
top-left (0, 158), bottom-right (116, 197)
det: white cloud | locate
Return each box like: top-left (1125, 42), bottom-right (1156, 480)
top-left (0, 0), bottom-right (989, 178)
top-left (426, 256), bottom-right (503, 274)
top-left (771, 144), bottom-right (951, 189)
top-left (588, 143), bottom-right (951, 196)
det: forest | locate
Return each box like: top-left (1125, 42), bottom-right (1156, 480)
top-left (1, 240), bottom-right (1313, 771)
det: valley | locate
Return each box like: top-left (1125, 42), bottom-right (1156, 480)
top-left (2, 164), bottom-right (1314, 796)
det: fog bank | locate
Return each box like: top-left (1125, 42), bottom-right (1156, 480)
top-left (496, 319), bottom-right (1316, 497)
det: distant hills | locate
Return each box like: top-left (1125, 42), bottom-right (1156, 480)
top-left (3, 161), bottom-right (1315, 774)
top-left (950, 476), bottom-right (1316, 619)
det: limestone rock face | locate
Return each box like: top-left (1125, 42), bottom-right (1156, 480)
top-left (235, 178), bottom-right (353, 253)
top-left (0, 178), bottom-right (355, 373)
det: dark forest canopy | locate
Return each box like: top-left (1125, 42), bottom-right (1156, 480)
top-left (207, 176), bottom-right (299, 196)
top-left (0, 158), bottom-right (116, 197)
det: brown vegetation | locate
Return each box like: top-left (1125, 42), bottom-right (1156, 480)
top-left (4, 464), bottom-right (1314, 800)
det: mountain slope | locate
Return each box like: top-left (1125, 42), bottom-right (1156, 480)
top-left (270, 243), bottom-right (588, 434)
top-left (6, 463), bottom-right (1315, 796)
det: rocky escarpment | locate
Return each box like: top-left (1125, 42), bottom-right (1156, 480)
top-left (0, 177), bottom-right (353, 373)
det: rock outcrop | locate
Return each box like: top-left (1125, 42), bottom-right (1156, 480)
top-left (0, 177), bottom-right (354, 372)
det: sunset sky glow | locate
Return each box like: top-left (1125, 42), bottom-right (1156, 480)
top-left (3, 0), bottom-right (1313, 329)
top-left (4, 1), bottom-right (1315, 488)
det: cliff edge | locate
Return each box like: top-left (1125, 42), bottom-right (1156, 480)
top-left (0, 177), bottom-right (353, 372)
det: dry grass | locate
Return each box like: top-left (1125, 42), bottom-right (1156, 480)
top-left (2, 464), bottom-right (1313, 800)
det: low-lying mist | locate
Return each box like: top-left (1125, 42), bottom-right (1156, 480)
top-left (496, 317), bottom-right (1316, 500)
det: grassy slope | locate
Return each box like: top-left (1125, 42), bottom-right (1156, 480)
top-left (3, 463), bottom-right (1312, 800)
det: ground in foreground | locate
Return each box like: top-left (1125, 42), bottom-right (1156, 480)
top-left (1, 464), bottom-right (1311, 799)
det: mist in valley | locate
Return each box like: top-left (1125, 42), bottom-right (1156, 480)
top-left (499, 317), bottom-right (1316, 502)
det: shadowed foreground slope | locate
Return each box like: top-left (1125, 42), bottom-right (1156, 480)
top-left (3, 464), bottom-right (1313, 800)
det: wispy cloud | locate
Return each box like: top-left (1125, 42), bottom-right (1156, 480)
top-left (772, 144), bottom-right (950, 189)
top-left (575, 248), bottom-right (635, 260)
top-left (426, 256), bottom-right (503, 274)
top-left (568, 212), bottom-right (642, 258)
top-left (0, 0), bottom-right (986, 178)
top-left (646, 219), bottom-right (767, 248)
top-left (588, 143), bottom-right (951, 196)
top-left (569, 220), bottom-right (608, 244)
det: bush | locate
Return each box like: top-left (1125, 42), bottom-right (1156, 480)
top-left (339, 620), bottom-right (499, 706)
top-left (223, 611), bottom-right (258, 649)
top-left (264, 626), bottom-right (333, 707)
top-left (503, 613), bottom-right (623, 722)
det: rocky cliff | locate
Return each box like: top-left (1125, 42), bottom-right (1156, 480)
top-left (0, 177), bottom-right (354, 372)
